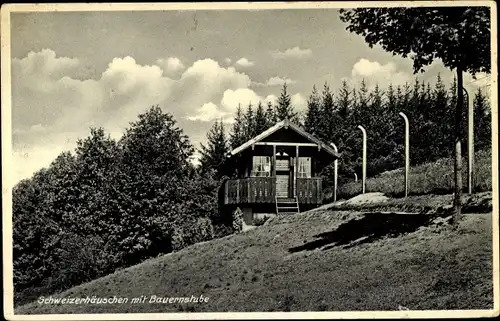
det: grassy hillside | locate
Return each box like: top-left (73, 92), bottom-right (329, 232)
top-left (336, 149), bottom-right (492, 200)
top-left (15, 194), bottom-right (493, 314)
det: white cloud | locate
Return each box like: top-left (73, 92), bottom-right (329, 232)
top-left (291, 93), bottom-right (307, 111)
top-left (13, 48), bottom-right (80, 80)
top-left (12, 50), bottom-right (318, 183)
top-left (156, 56), bottom-right (185, 75)
top-left (221, 88), bottom-right (263, 111)
top-left (224, 57), bottom-right (232, 65)
top-left (271, 46), bottom-right (313, 59)
top-left (351, 58), bottom-right (412, 89)
top-left (11, 50), bottom-right (254, 184)
top-left (181, 59), bottom-right (250, 88)
top-left (186, 102), bottom-right (231, 122)
top-left (235, 57), bottom-right (255, 67)
top-left (253, 76), bottom-right (297, 87)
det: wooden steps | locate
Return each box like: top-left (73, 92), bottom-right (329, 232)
top-left (275, 197), bottom-right (300, 214)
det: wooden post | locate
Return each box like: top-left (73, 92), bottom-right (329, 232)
top-left (453, 67), bottom-right (464, 224)
top-left (399, 112), bottom-right (410, 198)
top-left (224, 180), bottom-right (229, 204)
top-left (358, 125), bottom-right (367, 194)
top-left (465, 88), bottom-right (474, 194)
top-left (248, 179), bottom-right (252, 203)
top-left (272, 145), bottom-right (276, 179)
top-left (295, 145), bottom-right (299, 197)
top-left (330, 143), bottom-right (338, 203)
top-left (236, 180), bottom-right (240, 203)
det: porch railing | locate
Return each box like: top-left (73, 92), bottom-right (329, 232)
top-left (296, 177), bottom-right (322, 204)
top-left (224, 177), bottom-right (323, 205)
top-left (225, 177), bottom-right (276, 204)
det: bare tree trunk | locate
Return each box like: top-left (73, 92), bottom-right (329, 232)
top-left (453, 67), bottom-right (464, 225)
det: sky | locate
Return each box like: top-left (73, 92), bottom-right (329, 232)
top-left (8, 7), bottom-right (491, 185)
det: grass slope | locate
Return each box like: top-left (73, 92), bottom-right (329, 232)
top-left (336, 149), bottom-right (492, 199)
top-left (16, 194), bottom-right (493, 314)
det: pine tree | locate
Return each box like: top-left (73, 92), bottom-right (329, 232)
top-left (367, 84), bottom-right (394, 174)
top-left (275, 83), bottom-right (297, 122)
top-left (333, 80), bottom-right (354, 177)
top-left (304, 85), bottom-right (321, 136)
top-left (354, 79), bottom-right (370, 128)
top-left (244, 102), bottom-right (256, 140)
top-left (430, 74), bottom-right (452, 158)
top-left (384, 83), bottom-right (404, 169)
top-left (368, 84), bottom-right (384, 130)
top-left (337, 80), bottom-right (351, 121)
top-left (474, 87), bottom-right (491, 151)
top-left (265, 101), bottom-right (277, 126)
top-left (230, 104), bottom-right (245, 149)
top-left (254, 101), bottom-right (268, 134)
top-left (199, 119), bottom-right (230, 179)
top-left (318, 82), bottom-right (335, 143)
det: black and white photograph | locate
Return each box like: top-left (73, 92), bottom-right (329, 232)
top-left (1, 2), bottom-right (498, 319)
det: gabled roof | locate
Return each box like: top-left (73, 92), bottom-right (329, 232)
top-left (230, 119), bottom-right (340, 158)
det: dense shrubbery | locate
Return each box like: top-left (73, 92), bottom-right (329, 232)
top-left (13, 106), bottom-right (234, 306)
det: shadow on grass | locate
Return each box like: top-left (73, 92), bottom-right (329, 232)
top-left (289, 212), bottom-right (437, 253)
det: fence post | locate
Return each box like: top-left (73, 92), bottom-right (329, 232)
top-left (357, 125), bottom-right (367, 194)
top-left (465, 88), bottom-right (474, 194)
top-left (399, 112), bottom-right (410, 198)
top-left (330, 143), bottom-right (339, 202)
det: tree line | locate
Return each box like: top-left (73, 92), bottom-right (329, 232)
top-left (199, 76), bottom-right (491, 189)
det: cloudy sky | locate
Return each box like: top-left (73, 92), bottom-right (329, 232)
top-left (8, 7), bottom-right (491, 184)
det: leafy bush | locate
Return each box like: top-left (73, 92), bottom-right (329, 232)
top-left (213, 224), bottom-right (234, 239)
top-left (253, 215), bottom-right (271, 226)
top-left (232, 208), bottom-right (244, 233)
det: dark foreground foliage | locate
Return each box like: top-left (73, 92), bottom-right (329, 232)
top-left (13, 106), bottom-right (234, 306)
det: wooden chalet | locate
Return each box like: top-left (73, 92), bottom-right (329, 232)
top-left (223, 119), bottom-right (340, 224)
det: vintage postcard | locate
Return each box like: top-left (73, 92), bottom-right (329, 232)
top-left (1, 1), bottom-right (498, 320)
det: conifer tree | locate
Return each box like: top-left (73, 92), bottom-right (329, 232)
top-left (254, 101), bottom-right (269, 134)
top-left (304, 85), bottom-right (321, 136)
top-left (265, 101), bottom-right (277, 126)
top-left (354, 79), bottom-right (370, 127)
top-left (430, 74), bottom-right (452, 158)
top-left (275, 83), bottom-right (297, 122)
top-left (385, 83), bottom-right (404, 169)
top-left (244, 102), bottom-right (256, 140)
top-left (474, 87), bottom-right (491, 151)
top-left (337, 80), bottom-right (351, 121)
top-left (230, 104), bottom-right (245, 149)
top-left (318, 82), bottom-right (335, 142)
top-left (199, 119), bottom-right (230, 179)
top-left (334, 80), bottom-right (352, 150)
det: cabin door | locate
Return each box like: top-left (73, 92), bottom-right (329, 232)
top-left (275, 157), bottom-right (290, 198)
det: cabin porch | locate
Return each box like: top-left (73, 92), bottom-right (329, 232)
top-left (223, 176), bottom-right (323, 205)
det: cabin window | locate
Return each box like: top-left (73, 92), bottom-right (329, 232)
top-left (252, 156), bottom-right (271, 177)
top-left (297, 157), bottom-right (312, 178)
